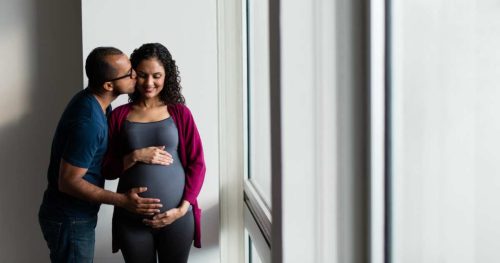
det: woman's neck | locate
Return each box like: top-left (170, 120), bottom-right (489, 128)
top-left (137, 97), bottom-right (164, 109)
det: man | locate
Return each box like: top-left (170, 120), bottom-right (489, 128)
top-left (38, 47), bottom-right (163, 263)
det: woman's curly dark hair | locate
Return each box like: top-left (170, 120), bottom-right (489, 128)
top-left (129, 43), bottom-right (185, 105)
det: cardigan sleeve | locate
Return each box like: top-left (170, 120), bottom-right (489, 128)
top-left (102, 106), bottom-right (127, 180)
top-left (181, 106), bottom-right (206, 204)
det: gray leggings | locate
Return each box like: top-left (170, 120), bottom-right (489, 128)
top-left (116, 210), bottom-right (194, 263)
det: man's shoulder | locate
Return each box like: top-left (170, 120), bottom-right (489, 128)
top-left (65, 90), bottom-right (100, 119)
top-left (63, 103), bottom-right (105, 133)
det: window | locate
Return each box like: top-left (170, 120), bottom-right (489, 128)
top-left (245, 0), bottom-right (272, 209)
top-left (242, 0), bottom-right (274, 262)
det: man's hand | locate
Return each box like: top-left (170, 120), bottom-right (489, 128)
top-left (119, 187), bottom-right (163, 216)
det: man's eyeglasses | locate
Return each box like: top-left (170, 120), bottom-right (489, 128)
top-left (106, 68), bottom-right (135, 82)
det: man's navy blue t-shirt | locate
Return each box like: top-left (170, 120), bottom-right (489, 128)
top-left (41, 89), bottom-right (111, 218)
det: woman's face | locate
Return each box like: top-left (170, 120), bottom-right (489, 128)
top-left (135, 58), bottom-right (166, 100)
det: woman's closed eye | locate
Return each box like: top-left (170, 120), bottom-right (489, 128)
top-left (137, 72), bottom-right (163, 79)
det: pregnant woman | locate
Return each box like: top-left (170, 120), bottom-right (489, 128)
top-left (102, 43), bottom-right (205, 263)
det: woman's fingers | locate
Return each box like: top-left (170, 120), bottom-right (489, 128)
top-left (151, 150), bottom-right (173, 165)
top-left (143, 217), bottom-right (171, 228)
top-left (151, 156), bottom-right (173, 165)
top-left (134, 147), bottom-right (173, 165)
top-left (142, 209), bottom-right (179, 227)
top-left (153, 211), bottom-right (169, 220)
top-left (158, 150), bottom-right (172, 158)
top-left (139, 147), bottom-right (172, 165)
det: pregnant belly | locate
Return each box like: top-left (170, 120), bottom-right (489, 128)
top-left (116, 163), bottom-right (185, 219)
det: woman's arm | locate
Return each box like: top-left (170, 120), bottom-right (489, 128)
top-left (181, 107), bottom-right (206, 205)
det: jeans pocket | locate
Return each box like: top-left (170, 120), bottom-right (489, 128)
top-left (71, 217), bottom-right (97, 261)
top-left (39, 218), bottom-right (63, 253)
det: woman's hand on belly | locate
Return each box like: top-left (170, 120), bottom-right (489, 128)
top-left (123, 146), bottom-right (173, 171)
top-left (143, 200), bottom-right (190, 228)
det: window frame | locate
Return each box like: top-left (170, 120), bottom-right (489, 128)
top-left (242, 0), bottom-right (275, 261)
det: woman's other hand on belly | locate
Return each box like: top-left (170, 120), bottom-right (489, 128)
top-left (142, 200), bottom-right (190, 228)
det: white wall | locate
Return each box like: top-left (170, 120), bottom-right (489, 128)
top-left (0, 0), bottom-right (83, 262)
top-left (82, 1), bottom-right (220, 262)
top-left (392, 0), bottom-right (500, 262)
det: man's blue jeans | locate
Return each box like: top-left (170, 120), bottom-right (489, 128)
top-left (39, 214), bottom-right (97, 263)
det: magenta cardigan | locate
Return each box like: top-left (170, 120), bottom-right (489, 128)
top-left (102, 103), bottom-right (206, 250)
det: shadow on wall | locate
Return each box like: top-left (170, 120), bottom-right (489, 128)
top-left (0, 0), bottom-right (82, 261)
top-left (187, 204), bottom-right (220, 262)
top-left (200, 204), bottom-right (219, 249)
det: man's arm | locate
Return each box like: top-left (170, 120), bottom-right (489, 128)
top-left (58, 159), bottom-right (162, 215)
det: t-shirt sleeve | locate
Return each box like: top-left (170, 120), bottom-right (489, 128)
top-left (62, 119), bottom-right (102, 169)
